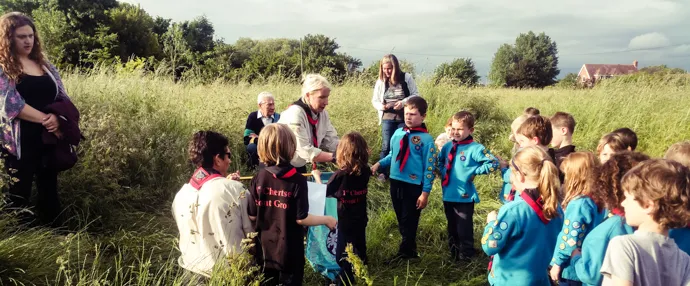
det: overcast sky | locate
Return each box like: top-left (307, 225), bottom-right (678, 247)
top-left (123, 0), bottom-right (690, 80)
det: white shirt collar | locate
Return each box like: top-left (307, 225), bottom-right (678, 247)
top-left (257, 110), bottom-right (275, 119)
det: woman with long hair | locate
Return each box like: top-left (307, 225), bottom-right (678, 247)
top-left (370, 54), bottom-right (419, 181)
top-left (0, 12), bottom-right (72, 227)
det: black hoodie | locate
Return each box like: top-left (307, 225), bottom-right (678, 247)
top-left (248, 164), bottom-right (309, 272)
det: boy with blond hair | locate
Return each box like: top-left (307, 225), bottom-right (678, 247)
top-left (665, 141), bottom-right (690, 256)
top-left (437, 111), bottom-right (503, 261)
top-left (600, 159), bottom-right (690, 286)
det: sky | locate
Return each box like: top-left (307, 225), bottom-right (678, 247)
top-left (123, 0), bottom-right (690, 81)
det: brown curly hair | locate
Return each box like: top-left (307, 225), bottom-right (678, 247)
top-left (188, 130), bottom-right (230, 168)
top-left (622, 159), bottom-right (690, 229)
top-left (592, 151), bottom-right (649, 211)
top-left (336, 132), bottom-right (369, 176)
top-left (0, 12), bottom-right (48, 81)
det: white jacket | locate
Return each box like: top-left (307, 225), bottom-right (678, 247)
top-left (371, 72), bottom-right (420, 125)
top-left (277, 103), bottom-right (339, 168)
top-left (172, 177), bottom-right (253, 277)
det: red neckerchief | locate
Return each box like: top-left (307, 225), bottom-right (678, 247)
top-left (520, 190), bottom-right (549, 224)
top-left (189, 167), bottom-right (222, 190)
top-left (611, 208), bottom-right (625, 217)
top-left (292, 99), bottom-right (319, 147)
top-left (266, 165), bottom-right (298, 179)
top-left (396, 125), bottom-right (428, 172)
top-left (442, 136), bottom-right (474, 187)
top-left (507, 187), bottom-right (516, 202)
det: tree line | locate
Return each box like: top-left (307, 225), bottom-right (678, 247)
top-left (2, 0), bottom-right (571, 87)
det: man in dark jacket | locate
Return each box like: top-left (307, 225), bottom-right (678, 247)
top-left (244, 92), bottom-right (280, 169)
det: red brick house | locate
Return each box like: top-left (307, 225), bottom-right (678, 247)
top-left (578, 61), bottom-right (639, 85)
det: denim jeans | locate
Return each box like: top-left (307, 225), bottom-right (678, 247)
top-left (380, 119), bottom-right (404, 176)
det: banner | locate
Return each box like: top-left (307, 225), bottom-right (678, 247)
top-left (305, 173), bottom-right (341, 281)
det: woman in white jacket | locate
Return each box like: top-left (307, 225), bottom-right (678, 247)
top-left (371, 54), bottom-right (420, 181)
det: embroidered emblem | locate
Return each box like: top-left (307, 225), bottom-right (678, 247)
top-left (562, 235), bottom-right (567, 241)
top-left (493, 232), bottom-right (502, 240)
top-left (582, 225), bottom-right (587, 231)
top-left (494, 220), bottom-right (499, 226)
top-left (559, 243), bottom-right (566, 250)
top-left (195, 171), bottom-right (207, 180)
top-left (460, 156), bottom-right (466, 161)
top-left (415, 145), bottom-right (421, 150)
top-left (488, 240), bottom-right (497, 248)
top-left (572, 221), bottom-right (581, 229)
top-left (485, 154), bottom-right (491, 158)
top-left (326, 228), bottom-right (338, 256)
top-left (570, 230), bottom-right (579, 237)
top-left (411, 136), bottom-right (421, 145)
top-left (565, 219), bottom-right (570, 225)
top-left (481, 234), bottom-right (489, 245)
top-left (577, 241), bottom-right (582, 247)
top-left (483, 149), bottom-right (488, 154)
top-left (427, 167), bottom-right (433, 171)
top-left (462, 194), bottom-right (469, 198)
top-left (489, 167), bottom-right (495, 172)
top-left (430, 147), bottom-right (435, 153)
top-left (487, 228), bottom-right (493, 235)
top-left (579, 233), bottom-right (585, 239)
top-left (426, 174), bottom-right (432, 179)
top-left (564, 228), bottom-right (569, 234)
top-left (499, 222), bottom-right (508, 230)
top-left (567, 238), bottom-right (577, 247)
top-left (428, 158), bottom-right (433, 162)
top-left (409, 174), bottom-right (418, 180)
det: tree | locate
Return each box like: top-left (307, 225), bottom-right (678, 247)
top-left (489, 31), bottom-right (560, 88)
top-left (31, 4), bottom-right (71, 66)
top-left (180, 15), bottom-right (215, 54)
top-left (162, 23), bottom-right (192, 77)
top-left (555, 73), bottom-right (579, 89)
top-left (432, 58), bottom-right (480, 86)
top-left (0, 0), bottom-right (40, 15)
top-left (107, 3), bottom-right (160, 61)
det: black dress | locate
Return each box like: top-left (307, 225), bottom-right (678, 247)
top-left (4, 73), bottom-right (61, 227)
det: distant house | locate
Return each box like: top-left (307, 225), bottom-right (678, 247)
top-left (578, 61), bottom-right (639, 85)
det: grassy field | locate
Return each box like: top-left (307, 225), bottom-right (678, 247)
top-left (1, 69), bottom-right (689, 285)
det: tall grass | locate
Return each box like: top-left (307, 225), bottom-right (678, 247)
top-left (1, 68), bottom-right (689, 285)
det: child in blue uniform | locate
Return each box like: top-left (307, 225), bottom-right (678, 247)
top-left (481, 146), bottom-right (563, 286)
top-left (549, 152), bottom-right (606, 286)
top-left (501, 115), bottom-right (557, 203)
top-left (371, 96), bottom-right (437, 259)
top-left (665, 141), bottom-right (690, 255)
top-left (570, 151), bottom-right (649, 286)
top-left (437, 111), bottom-right (504, 261)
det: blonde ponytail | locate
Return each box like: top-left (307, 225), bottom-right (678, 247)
top-left (512, 146), bottom-right (562, 220)
top-left (538, 159), bottom-right (561, 220)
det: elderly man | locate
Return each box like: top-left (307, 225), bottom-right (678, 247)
top-left (244, 92), bottom-right (280, 169)
top-left (277, 73), bottom-right (339, 173)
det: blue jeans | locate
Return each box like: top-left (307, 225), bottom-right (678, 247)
top-left (380, 119), bottom-right (404, 176)
top-left (559, 278), bottom-right (582, 286)
top-left (246, 143), bottom-right (259, 169)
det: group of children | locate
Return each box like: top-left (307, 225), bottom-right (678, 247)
top-left (246, 96), bottom-right (690, 286)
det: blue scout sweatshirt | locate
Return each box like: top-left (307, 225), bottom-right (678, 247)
top-left (670, 227), bottom-right (690, 256)
top-left (437, 136), bottom-right (501, 203)
top-left (571, 212), bottom-right (633, 286)
top-left (378, 125), bottom-right (437, 193)
top-left (499, 167), bottom-right (513, 204)
top-left (550, 196), bottom-right (606, 281)
top-left (482, 190), bottom-right (564, 286)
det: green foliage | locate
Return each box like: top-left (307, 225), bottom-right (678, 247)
top-left (0, 0), bottom-right (40, 14)
top-left (639, 65), bottom-right (687, 75)
top-left (555, 73), bottom-right (579, 89)
top-left (107, 3), bottom-right (161, 61)
top-left (2, 69), bottom-right (690, 285)
top-left (31, 4), bottom-right (70, 66)
top-left (162, 23), bottom-right (193, 78)
top-left (489, 31), bottom-right (559, 88)
top-left (80, 25), bottom-right (120, 66)
top-left (433, 58), bottom-right (480, 87)
top-left (180, 15), bottom-right (215, 54)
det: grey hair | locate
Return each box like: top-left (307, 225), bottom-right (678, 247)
top-left (257, 91), bottom-right (275, 105)
top-left (300, 74), bottom-right (332, 98)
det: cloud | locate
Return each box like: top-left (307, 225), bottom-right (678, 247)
top-left (124, 0), bottom-right (690, 76)
top-left (628, 32), bottom-right (672, 50)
